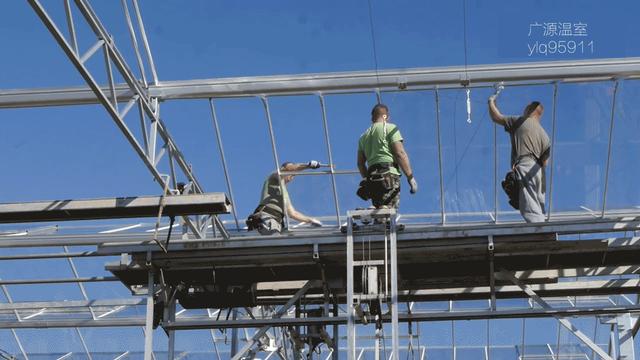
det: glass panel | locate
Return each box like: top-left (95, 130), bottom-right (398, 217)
top-left (550, 82), bottom-right (614, 214)
top-left (605, 80), bottom-right (640, 212)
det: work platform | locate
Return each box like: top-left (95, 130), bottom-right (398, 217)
top-left (102, 213), bottom-right (640, 307)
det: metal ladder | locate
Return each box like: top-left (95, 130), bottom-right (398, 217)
top-left (345, 208), bottom-right (400, 360)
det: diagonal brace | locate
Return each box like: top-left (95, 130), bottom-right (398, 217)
top-left (231, 280), bottom-right (320, 360)
top-left (498, 270), bottom-right (613, 360)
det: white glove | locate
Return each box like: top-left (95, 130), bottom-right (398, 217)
top-left (407, 175), bottom-right (418, 194)
top-left (308, 160), bottom-right (321, 169)
top-left (309, 218), bottom-right (323, 227)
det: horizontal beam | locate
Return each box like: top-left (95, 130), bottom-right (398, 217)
top-left (2, 304), bottom-right (640, 329)
top-left (2, 57), bottom-right (640, 108)
top-left (0, 193), bottom-right (230, 223)
top-left (0, 298), bottom-right (144, 311)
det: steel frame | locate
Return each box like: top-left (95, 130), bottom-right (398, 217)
top-left (2, 1), bottom-right (640, 359)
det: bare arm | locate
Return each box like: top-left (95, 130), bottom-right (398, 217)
top-left (357, 150), bottom-right (367, 178)
top-left (390, 141), bottom-right (413, 178)
top-left (488, 98), bottom-right (507, 126)
top-left (287, 203), bottom-right (314, 223)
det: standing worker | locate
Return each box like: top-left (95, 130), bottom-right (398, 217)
top-left (246, 161), bottom-right (323, 235)
top-left (357, 103), bottom-right (418, 209)
top-left (488, 96), bottom-right (550, 222)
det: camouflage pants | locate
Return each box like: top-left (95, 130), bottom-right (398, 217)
top-left (370, 173), bottom-right (401, 209)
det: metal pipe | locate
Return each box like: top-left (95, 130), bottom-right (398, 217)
top-left (208, 99), bottom-right (241, 231)
top-left (0, 276), bottom-right (117, 286)
top-left (280, 169), bottom-right (359, 176)
top-left (131, 0), bottom-right (158, 84)
top-left (493, 122), bottom-right (498, 223)
top-left (143, 265), bottom-right (154, 360)
top-left (260, 96), bottom-right (290, 230)
top-left (434, 89), bottom-right (446, 224)
top-left (103, 42), bottom-right (119, 112)
top-left (319, 95), bottom-right (342, 226)
top-left (120, 0), bottom-right (148, 86)
top-left (546, 83), bottom-right (559, 221)
top-left (63, 0), bottom-right (78, 55)
top-left (601, 80), bottom-right (620, 217)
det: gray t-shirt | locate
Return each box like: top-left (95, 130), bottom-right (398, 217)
top-left (504, 116), bottom-right (551, 167)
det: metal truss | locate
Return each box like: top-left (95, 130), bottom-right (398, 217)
top-left (2, 1), bottom-right (640, 359)
top-left (26, 0), bottom-right (228, 239)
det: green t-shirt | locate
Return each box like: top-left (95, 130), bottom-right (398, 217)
top-left (259, 173), bottom-right (290, 215)
top-left (358, 122), bottom-right (403, 175)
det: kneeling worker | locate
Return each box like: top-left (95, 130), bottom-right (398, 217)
top-left (488, 96), bottom-right (550, 222)
top-left (246, 161), bottom-right (323, 235)
top-left (357, 103), bottom-right (418, 209)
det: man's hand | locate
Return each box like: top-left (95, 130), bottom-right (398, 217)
top-left (407, 175), bottom-right (418, 194)
top-left (488, 95), bottom-right (497, 103)
top-left (307, 160), bottom-right (321, 169)
top-left (309, 218), bottom-right (323, 227)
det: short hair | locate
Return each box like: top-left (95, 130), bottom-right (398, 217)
top-left (524, 101), bottom-right (542, 118)
top-left (371, 103), bottom-right (389, 122)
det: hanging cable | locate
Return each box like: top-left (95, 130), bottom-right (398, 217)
top-left (366, 0), bottom-right (382, 102)
top-left (461, 0), bottom-right (472, 124)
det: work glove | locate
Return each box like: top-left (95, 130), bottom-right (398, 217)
top-left (407, 175), bottom-right (418, 194)
top-left (309, 218), bottom-right (323, 227)
top-left (307, 160), bottom-right (321, 169)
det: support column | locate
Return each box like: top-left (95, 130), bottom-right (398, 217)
top-left (144, 268), bottom-right (155, 360)
top-left (389, 215), bottom-right (400, 359)
top-left (167, 298), bottom-right (176, 360)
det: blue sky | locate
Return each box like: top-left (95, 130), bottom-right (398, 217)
top-left (1, 0), bottom-right (640, 357)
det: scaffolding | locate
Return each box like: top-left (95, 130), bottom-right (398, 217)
top-left (2, 1), bottom-right (640, 359)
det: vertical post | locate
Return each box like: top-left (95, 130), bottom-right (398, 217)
top-left (144, 264), bottom-right (155, 360)
top-left (167, 299), bottom-right (176, 360)
top-left (208, 99), bottom-right (241, 231)
top-left (390, 213), bottom-right (400, 359)
top-left (260, 96), bottom-right (290, 230)
top-left (231, 309), bottom-right (239, 357)
top-left (555, 321), bottom-right (561, 360)
top-left (493, 121), bottom-right (498, 223)
top-left (546, 82), bottom-right (559, 221)
top-left (434, 89), bottom-right (446, 224)
top-left (601, 80), bottom-right (620, 217)
top-left (319, 94), bottom-right (342, 226)
top-left (333, 301), bottom-right (339, 360)
top-left (346, 214), bottom-right (356, 360)
top-left (63, 0), bottom-right (78, 55)
top-left (520, 318), bottom-right (526, 360)
top-left (131, 0), bottom-right (158, 84)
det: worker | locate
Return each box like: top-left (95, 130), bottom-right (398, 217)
top-left (488, 96), bottom-right (550, 222)
top-left (246, 161), bottom-right (323, 235)
top-left (357, 103), bottom-right (418, 209)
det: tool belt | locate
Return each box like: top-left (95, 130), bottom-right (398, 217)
top-left (356, 163), bottom-right (399, 201)
top-left (246, 205), bottom-right (284, 230)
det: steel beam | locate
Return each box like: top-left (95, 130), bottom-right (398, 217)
top-left (0, 193), bottom-right (229, 224)
top-left (2, 58), bottom-right (640, 107)
top-left (4, 304), bottom-right (640, 330)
